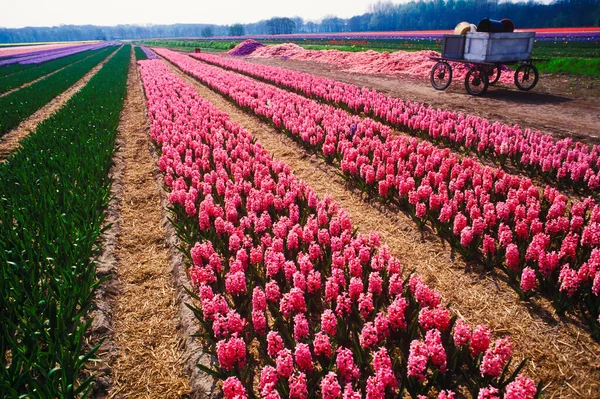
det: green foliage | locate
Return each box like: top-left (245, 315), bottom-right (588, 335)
top-left (134, 45), bottom-right (147, 61)
top-left (0, 62), bottom-right (38, 78)
top-left (0, 48), bottom-right (108, 94)
top-left (536, 57), bottom-right (600, 76)
top-left (0, 45), bottom-right (115, 137)
top-left (0, 44), bottom-right (130, 398)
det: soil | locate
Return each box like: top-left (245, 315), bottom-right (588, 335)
top-left (102, 48), bottom-right (190, 398)
top-left (243, 57), bottom-right (600, 146)
top-left (0, 47), bottom-right (121, 162)
top-left (162, 57), bottom-right (600, 399)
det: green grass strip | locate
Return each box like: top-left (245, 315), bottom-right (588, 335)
top-left (134, 46), bottom-right (148, 60)
top-left (0, 45), bottom-right (116, 137)
top-left (536, 57), bottom-right (600, 76)
top-left (0, 48), bottom-right (108, 94)
top-left (0, 44), bottom-right (130, 398)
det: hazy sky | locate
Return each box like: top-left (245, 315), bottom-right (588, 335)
top-left (1, 0), bottom-right (378, 28)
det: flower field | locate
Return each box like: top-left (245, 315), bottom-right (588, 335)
top-left (0, 44), bottom-right (115, 94)
top-left (0, 42), bottom-right (86, 58)
top-left (0, 45), bottom-right (117, 136)
top-left (191, 52), bottom-right (600, 193)
top-left (1, 33), bottom-right (598, 398)
top-left (138, 57), bottom-right (540, 399)
top-left (154, 48), bottom-right (600, 339)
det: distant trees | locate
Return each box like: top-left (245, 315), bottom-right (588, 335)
top-left (265, 17), bottom-right (296, 35)
top-left (0, 0), bottom-right (598, 43)
top-left (362, 0), bottom-right (600, 31)
top-left (228, 24), bottom-right (245, 36)
top-left (320, 16), bottom-right (347, 32)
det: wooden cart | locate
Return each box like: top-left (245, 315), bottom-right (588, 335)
top-left (429, 32), bottom-right (545, 95)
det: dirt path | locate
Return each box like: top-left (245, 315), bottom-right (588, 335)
top-left (244, 57), bottom-right (600, 145)
top-left (0, 47), bottom-right (121, 162)
top-left (163, 58), bottom-right (600, 399)
top-left (105, 49), bottom-right (190, 398)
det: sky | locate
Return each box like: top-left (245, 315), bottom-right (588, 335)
top-left (1, 0), bottom-right (379, 29)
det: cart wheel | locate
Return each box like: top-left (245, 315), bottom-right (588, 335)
top-left (465, 67), bottom-right (489, 96)
top-left (430, 61), bottom-right (452, 90)
top-left (514, 64), bottom-right (539, 91)
top-left (485, 65), bottom-right (501, 85)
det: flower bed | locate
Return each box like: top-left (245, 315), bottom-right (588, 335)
top-left (0, 42), bottom-right (114, 66)
top-left (190, 52), bottom-right (600, 193)
top-left (138, 57), bottom-right (540, 399)
top-left (155, 48), bottom-right (600, 339)
top-left (0, 46), bottom-right (109, 94)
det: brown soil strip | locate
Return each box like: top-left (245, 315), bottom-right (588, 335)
top-left (103, 49), bottom-right (190, 398)
top-left (164, 59), bottom-right (600, 399)
top-left (0, 47), bottom-right (120, 162)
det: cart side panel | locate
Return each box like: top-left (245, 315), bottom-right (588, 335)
top-left (464, 32), bottom-right (535, 62)
top-left (442, 35), bottom-right (466, 59)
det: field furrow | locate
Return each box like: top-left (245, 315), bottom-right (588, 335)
top-left (103, 45), bottom-right (191, 399)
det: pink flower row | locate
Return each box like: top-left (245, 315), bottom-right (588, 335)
top-left (138, 57), bottom-right (538, 398)
top-left (190, 51), bottom-right (600, 192)
top-left (155, 48), bottom-right (600, 334)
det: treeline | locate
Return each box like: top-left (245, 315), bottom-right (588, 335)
top-left (1, 0), bottom-right (598, 43)
top-left (349, 0), bottom-right (600, 32)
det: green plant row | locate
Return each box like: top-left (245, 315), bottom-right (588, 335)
top-left (0, 48), bottom-right (106, 94)
top-left (0, 62), bottom-right (39, 79)
top-left (0, 45), bottom-right (116, 137)
top-left (0, 44), bottom-right (130, 398)
top-left (134, 45), bottom-right (147, 60)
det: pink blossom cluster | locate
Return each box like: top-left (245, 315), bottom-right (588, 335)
top-left (189, 51), bottom-right (600, 192)
top-left (155, 48), bottom-right (600, 331)
top-left (138, 58), bottom-right (539, 398)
